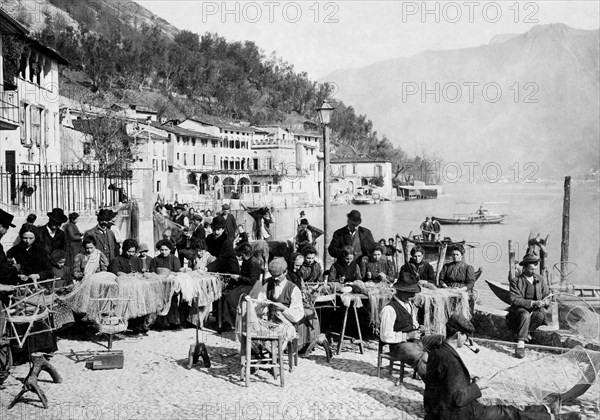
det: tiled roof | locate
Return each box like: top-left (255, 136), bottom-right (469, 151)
top-left (330, 157), bottom-right (391, 164)
top-left (152, 122), bottom-right (221, 141)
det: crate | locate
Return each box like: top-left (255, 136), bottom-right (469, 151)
top-left (85, 351), bottom-right (124, 370)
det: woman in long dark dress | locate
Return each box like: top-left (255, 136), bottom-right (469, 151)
top-left (7, 225), bottom-right (52, 283)
top-left (439, 244), bottom-right (477, 313)
top-left (64, 212), bottom-right (83, 281)
top-left (151, 239), bottom-right (183, 328)
top-left (6, 225), bottom-right (56, 357)
top-left (218, 243), bottom-right (261, 333)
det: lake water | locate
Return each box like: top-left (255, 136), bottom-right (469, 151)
top-left (236, 180), bottom-right (600, 309)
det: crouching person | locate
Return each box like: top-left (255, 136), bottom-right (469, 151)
top-left (422, 314), bottom-right (579, 420)
top-left (506, 254), bottom-right (550, 359)
top-left (379, 277), bottom-right (426, 375)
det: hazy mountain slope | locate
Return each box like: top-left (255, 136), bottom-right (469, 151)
top-left (324, 24), bottom-right (599, 178)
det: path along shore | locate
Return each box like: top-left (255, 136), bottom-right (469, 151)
top-left (1, 327), bottom-right (599, 420)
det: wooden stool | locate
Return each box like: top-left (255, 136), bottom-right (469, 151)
top-left (377, 341), bottom-right (406, 385)
top-left (8, 353), bottom-right (62, 410)
top-left (334, 295), bottom-right (366, 355)
top-left (287, 338), bottom-right (299, 372)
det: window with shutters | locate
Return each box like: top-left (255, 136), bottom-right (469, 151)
top-left (20, 103), bottom-right (28, 145)
top-left (31, 106), bottom-right (41, 146)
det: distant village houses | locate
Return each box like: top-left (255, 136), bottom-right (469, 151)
top-left (1, 7), bottom-right (397, 214)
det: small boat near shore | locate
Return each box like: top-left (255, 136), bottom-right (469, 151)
top-left (351, 189), bottom-right (381, 205)
top-left (435, 214), bottom-right (506, 225)
top-left (351, 195), bottom-right (380, 205)
top-left (435, 201), bottom-right (508, 225)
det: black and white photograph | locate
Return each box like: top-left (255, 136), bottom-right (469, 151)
top-left (0, 0), bottom-right (598, 418)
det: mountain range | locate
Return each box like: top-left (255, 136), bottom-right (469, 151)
top-left (323, 24), bottom-right (599, 179)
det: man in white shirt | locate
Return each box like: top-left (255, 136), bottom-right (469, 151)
top-left (379, 277), bottom-right (425, 375)
top-left (256, 258), bottom-right (304, 330)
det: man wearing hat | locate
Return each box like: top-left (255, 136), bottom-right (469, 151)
top-left (221, 204), bottom-right (237, 240)
top-left (206, 215), bottom-right (239, 275)
top-left (422, 314), bottom-right (579, 420)
top-left (379, 276), bottom-right (425, 373)
top-left (295, 218), bottom-right (313, 252)
top-left (37, 208), bottom-right (67, 257)
top-left (507, 254), bottom-right (550, 359)
top-left (256, 258), bottom-right (304, 333)
top-left (295, 210), bottom-right (306, 229)
top-left (173, 204), bottom-right (189, 228)
top-left (328, 209), bottom-right (375, 263)
top-left (84, 209), bottom-right (119, 261)
top-left (0, 209), bottom-right (17, 390)
top-left (176, 226), bottom-right (195, 267)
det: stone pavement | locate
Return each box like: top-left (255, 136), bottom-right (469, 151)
top-left (0, 329), bottom-right (598, 420)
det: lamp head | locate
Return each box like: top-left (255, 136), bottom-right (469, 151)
top-left (317, 100), bottom-right (334, 125)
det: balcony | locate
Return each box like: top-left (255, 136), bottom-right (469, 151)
top-left (0, 86), bottom-right (19, 129)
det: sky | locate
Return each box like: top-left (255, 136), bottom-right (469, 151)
top-left (137, 1), bottom-right (600, 80)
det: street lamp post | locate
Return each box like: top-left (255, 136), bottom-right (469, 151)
top-left (317, 100), bottom-right (334, 267)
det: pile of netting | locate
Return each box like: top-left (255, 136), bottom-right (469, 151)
top-left (552, 292), bottom-right (600, 342)
top-left (487, 345), bottom-right (600, 408)
top-left (417, 287), bottom-right (471, 335)
top-left (62, 271), bottom-right (224, 321)
top-left (235, 296), bottom-right (296, 344)
top-left (337, 280), bottom-right (395, 331)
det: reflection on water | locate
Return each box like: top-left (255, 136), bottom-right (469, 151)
top-left (236, 181), bottom-right (600, 309)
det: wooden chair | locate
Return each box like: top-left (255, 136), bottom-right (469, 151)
top-left (377, 341), bottom-right (416, 385)
top-left (238, 295), bottom-right (285, 387)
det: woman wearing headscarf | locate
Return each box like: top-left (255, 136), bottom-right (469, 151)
top-left (7, 225), bottom-right (53, 285)
top-left (73, 236), bottom-right (109, 282)
top-left (286, 253), bottom-right (305, 289)
top-left (218, 243), bottom-right (261, 333)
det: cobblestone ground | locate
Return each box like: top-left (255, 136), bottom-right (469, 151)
top-left (1, 329), bottom-right (598, 420)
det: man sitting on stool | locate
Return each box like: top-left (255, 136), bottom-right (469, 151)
top-left (379, 277), bottom-right (425, 376)
top-left (506, 254), bottom-right (550, 359)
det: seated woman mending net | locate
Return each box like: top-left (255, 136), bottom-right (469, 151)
top-left (362, 244), bottom-right (396, 283)
top-left (439, 244), bottom-right (477, 313)
top-left (328, 246), bottom-right (363, 288)
top-left (218, 243), bottom-right (261, 333)
top-left (7, 225), bottom-right (53, 285)
top-left (73, 236), bottom-right (109, 282)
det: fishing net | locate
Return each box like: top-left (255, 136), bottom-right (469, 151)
top-left (234, 296), bottom-right (297, 344)
top-left (153, 211), bottom-right (183, 245)
top-left (62, 271), bottom-right (224, 320)
top-left (487, 346), bottom-right (600, 408)
top-left (417, 288), bottom-right (471, 335)
top-left (551, 292), bottom-right (600, 342)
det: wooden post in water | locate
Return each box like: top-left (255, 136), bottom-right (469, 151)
top-left (560, 176), bottom-right (571, 286)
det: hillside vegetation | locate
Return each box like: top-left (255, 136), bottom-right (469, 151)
top-left (1, 0), bottom-right (436, 183)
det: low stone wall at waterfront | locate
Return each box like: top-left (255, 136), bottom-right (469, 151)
top-left (473, 306), bottom-right (600, 351)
